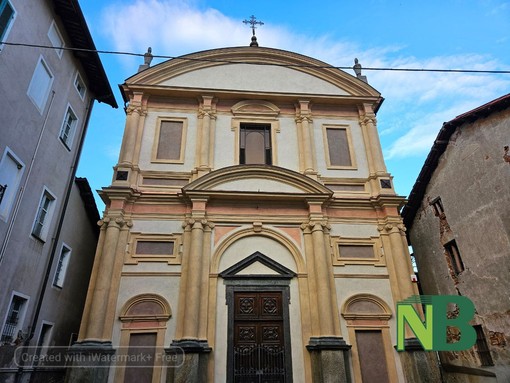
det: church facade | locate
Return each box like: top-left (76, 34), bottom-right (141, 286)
top-left (68, 45), bottom-right (435, 382)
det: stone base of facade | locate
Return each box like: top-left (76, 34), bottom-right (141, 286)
top-left (64, 341), bottom-right (115, 383)
top-left (306, 337), bottom-right (352, 383)
top-left (165, 340), bottom-right (211, 383)
top-left (399, 338), bottom-right (443, 383)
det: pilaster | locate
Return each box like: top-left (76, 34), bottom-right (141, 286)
top-left (194, 95), bottom-right (217, 178)
top-left (170, 199), bottom-right (212, 383)
top-left (83, 216), bottom-right (124, 341)
top-left (359, 103), bottom-right (391, 195)
top-left (296, 100), bottom-right (318, 179)
top-left (303, 201), bottom-right (351, 382)
top-left (115, 92), bottom-right (148, 186)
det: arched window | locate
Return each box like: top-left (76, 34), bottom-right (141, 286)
top-left (115, 294), bottom-right (171, 383)
top-left (341, 294), bottom-right (397, 383)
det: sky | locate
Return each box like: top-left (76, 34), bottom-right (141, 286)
top-left (76, 0), bottom-right (510, 212)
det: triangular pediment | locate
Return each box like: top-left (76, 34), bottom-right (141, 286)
top-left (219, 251), bottom-right (296, 279)
top-left (183, 165), bottom-right (333, 198)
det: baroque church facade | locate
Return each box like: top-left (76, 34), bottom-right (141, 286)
top-left (67, 42), bottom-right (435, 382)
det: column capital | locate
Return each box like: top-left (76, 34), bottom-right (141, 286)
top-left (197, 108), bottom-right (217, 120)
top-left (125, 104), bottom-right (142, 116)
top-left (305, 220), bottom-right (330, 232)
top-left (360, 115), bottom-right (377, 126)
top-left (295, 115), bottom-right (313, 124)
top-left (378, 222), bottom-right (406, 234)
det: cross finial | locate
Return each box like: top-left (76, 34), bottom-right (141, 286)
top-left (243, 15), bottom-right (264, 47)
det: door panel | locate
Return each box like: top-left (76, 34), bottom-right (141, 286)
top-left (233, 292), bottom-right (286, 382)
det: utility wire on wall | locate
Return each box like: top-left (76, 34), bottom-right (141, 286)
top-left (1, 41), bottom-right (510, 74)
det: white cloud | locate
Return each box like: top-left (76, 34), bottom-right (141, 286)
top-left (100, 0), bottom-right (510, 162)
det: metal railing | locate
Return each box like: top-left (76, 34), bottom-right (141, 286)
top-left (234, 345), bottom-right (285, 382)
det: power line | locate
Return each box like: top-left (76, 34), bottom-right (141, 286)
top-left (2, 41), bottom-right (510, 74)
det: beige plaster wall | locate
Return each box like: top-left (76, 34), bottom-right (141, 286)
top-left (160, 64), bottom-right (350, 96)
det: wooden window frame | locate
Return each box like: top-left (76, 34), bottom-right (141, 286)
top-left (430, 196), bottom-right (445, 216)
top-left (151, 117), bottom-right (187, 164)
top-left (0, 0), bottom-right (16, 48)
top-left (59, 104), bottom-right (78, 150)
top-left (444, 240), bottom-right (464, 275)
top-left (474, 325), bottom-right (494, 366)
top-left (322, 124), bottom-right (357, 170)
top-left (74, 72), bottom-right (86, 100)
top-left (231, 118), bottom-right (280, 166)
top-left (53, 243), bottom-right (71, 288)
top-left (31, 187), bottom-right (57, 242)
top-left (0, 147), bottom-right (25, 222)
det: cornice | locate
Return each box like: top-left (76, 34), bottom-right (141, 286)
top-left (123, 47), bottom-right (380, 98)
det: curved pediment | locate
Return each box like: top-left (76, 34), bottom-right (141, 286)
top-left (183, 165), bottom-right (333, 198)
top-left (231, 100), bottom-right (280, 117)
top-left (125, 47), bottom-right (380, 98)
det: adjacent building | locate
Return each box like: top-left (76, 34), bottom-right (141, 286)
top-left (68, 37), bottom-right (440, 383)
top-left (0, 0), bottom-right (116, 381)
top-left (402, 93), bottom-right (510, 382)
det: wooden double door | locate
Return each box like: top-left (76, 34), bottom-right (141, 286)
top-left (232, 291), bottom-right (287, 383)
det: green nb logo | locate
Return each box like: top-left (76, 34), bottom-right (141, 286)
top-left (397, 295), bottom-right (476, 351)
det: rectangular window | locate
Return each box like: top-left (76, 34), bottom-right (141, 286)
top-left (1, 295), bottom-right (27, 345)
top-left (239, 123), bottom-right (272, 165)
top-left (474, 325), bottom-right (493, 366)
top-left (47, 21), bottom-right (64, 58)
top-left (0, 148), bottom-right (24, 221)
top-left (53, 244), bottom-right (71, 288)
top-left (27, 57), bottom-right (53, 112)
top-left (325, 127), bottom-right (353, 167)
top-left (444, 240), bottom-right (464, 275)
top-left (59, 106), bottom-right (78, 149)
top-left (32, 188), bottom-right (56, 241)
top-left (0, 0), bottom-right (15, 45)
top-left (154, 120), bottom-right (184, 161)
top-left (430, 197), bottom-right (444, 216)
top-left (74, 72), bottom-right (86, 99)
top-left (35, 322), bottom-right (53, 362)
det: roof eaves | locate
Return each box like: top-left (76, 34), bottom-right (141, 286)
top-left (52, 0), bottom-right (118, 108)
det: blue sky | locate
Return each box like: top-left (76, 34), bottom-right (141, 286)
top-left (76, 0), bottom-right (510, 212)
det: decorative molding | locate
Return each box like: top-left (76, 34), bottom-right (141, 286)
top-left (211, 225), bottom-right (305, 273)
top-left (121, 271), bottom-right (181, 277)
top-left (331, 236), bottom-right (385, 266)
top-left (341, 293), bottom-right (392, 321)
top-left (125, 47), bottom-right (382, 98)
top-left (119, 293), bottom-right (172, 322)
top-left (219, 251), bottom-right (296, 280)
top-left (231, 100), bottom-right (280, 117)
top-left (333, 273), bottom-right (389, 279)
top-left (126, 232), bottom-right (182, 264)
